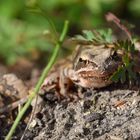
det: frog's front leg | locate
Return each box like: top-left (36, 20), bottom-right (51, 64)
top-left (59, 68), bottom-right (79, 100)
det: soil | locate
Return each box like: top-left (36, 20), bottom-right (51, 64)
top-left (22, 84), bottom-right (140, 140)
top-left (0, 66), bottom-right (140, 140)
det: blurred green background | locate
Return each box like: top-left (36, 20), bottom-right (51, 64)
top-left (0, 0), bottom-right (140, 65)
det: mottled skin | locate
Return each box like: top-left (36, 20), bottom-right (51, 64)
top-left (41, 43), bottom-right (122, 98)
top-left (71, 44), bottom-right (122, 88)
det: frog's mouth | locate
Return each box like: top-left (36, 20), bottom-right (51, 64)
top-left (73, 68), bottom-right (117, 88)
top-left (76, 65), bottom-right (118, 78)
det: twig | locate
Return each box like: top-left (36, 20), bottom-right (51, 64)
top-left (106, 12), bottom-right (132, 41)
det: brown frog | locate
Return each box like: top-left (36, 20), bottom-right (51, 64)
top-left (0, 42), bottom-right (139, 113)
top-left (41, 43), bottom-right (122, 98)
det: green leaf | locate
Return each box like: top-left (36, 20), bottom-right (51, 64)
top-left (74, 28), bottom-right (113, 43)
top-left (110, 66), bottom-right (123, 83)
top-left (110, 71), bottom-right (120, 83)
top-left (122, 41), bottom-right (129, 51)
top-left (120, 68), bottom-right (126, 83)
top-left (128, 42), bottom-right (135, 53)
top-left (83, 30), bottom-right (95, 41)
top-left (98, 28), bottom-right (113, 43)
top-left (126, 63), bottom-right (136, 80)
top-left (75, 35), bottom-right (87, 41)
top-left (110, 66), bottom-right (127, 83)
top-left (122, 54), bottom-right (129, 65)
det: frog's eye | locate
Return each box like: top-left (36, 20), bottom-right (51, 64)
top-left (78, 58), bottom-right (89, 66)
top-left (74, 58), bottom-right (88, 70)
top-left (79, 57), bottom-right (98, 67)
top-left (79, 58), bottom-right (83, 62)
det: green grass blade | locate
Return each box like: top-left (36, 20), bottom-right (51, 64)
top-left (5, 20), bottom-right (69, 140)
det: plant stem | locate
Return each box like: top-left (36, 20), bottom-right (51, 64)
top-left (5, 20), bottom-right (69, 140)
